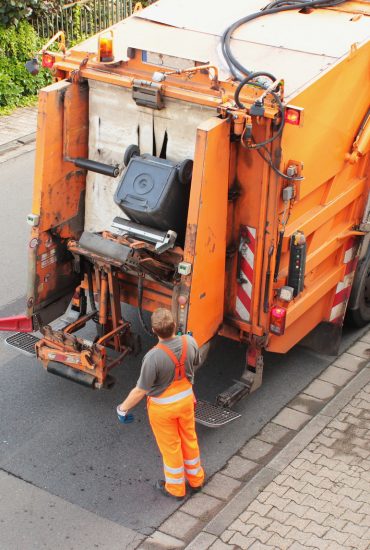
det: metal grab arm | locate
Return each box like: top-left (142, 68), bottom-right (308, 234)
top-left (66, 157), bottom-right (120, 177)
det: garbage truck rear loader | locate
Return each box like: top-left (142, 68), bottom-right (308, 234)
top-left (2, 0), bottom-right (369, 426)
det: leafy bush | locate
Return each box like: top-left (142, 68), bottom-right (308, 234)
top-left (0, 0), bottom-right (35, 28)
top-left (0, 1), bottom-right (59, 28)
top-left (0, 20), bottom-right (51, 111)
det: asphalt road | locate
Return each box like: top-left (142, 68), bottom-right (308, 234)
top-left (0, 150), bottom-right (367, 537)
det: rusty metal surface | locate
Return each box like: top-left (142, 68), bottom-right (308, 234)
top-left (28, 81), bottom-right (88, 322)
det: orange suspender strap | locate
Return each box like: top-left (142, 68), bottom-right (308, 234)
top-left (156, 336), bottom-right (188, 380)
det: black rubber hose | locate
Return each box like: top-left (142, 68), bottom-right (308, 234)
top-left (234, 72), bottom-right (277, 109)
top-left (256, 145), bottom-right (304, 181)
top-left (263, 244), bottom-right (274, 313)
top-left (221, 0), bottom-right (348, 80)
top-left (238, 84), bottom-right (286, 149)
top-left (222, 1), bottom-right (349, 170)
top-left (221, 5), bottom-right (301, 78)
top-left (274, 230), bottom-right (285, 282)
top-left (137, 276), bottom-right (154, 337)
top-left (86, 261), bottom-right (97, 314)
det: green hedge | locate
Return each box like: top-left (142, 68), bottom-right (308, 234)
top-left (0, 1), bottom-right (59, 29)
top-left (0, 20), bottom-right (52, 113)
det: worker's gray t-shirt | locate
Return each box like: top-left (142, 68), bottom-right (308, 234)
top-left (137, 335), bottom-right (200, 396)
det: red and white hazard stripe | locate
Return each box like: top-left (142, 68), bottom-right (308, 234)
top-left (329, 238), bottom-right (359, 324)
top-left (236, 226), bottom-right (256, 322)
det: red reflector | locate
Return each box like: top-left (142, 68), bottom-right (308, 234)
top-left (42, 53), bottom-right (55, 69)
top-left (0, 315), bottom-right (33, 333)
top-left (270, 306), bottom-right (287, 336)
top-left (285, 107), bottom-right (301, 126)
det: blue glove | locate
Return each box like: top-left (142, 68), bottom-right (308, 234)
top-left (117, 406), bottom-right (134, 424)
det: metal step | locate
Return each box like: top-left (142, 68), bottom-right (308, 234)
top-left (5, 332), bottom-right (40, 356)
top-left (195, 400), bottom-right (241, 428)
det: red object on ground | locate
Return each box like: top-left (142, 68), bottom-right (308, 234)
top-left (0, 315), bottom-right (33, 332)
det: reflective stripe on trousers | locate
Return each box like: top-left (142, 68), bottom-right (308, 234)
top-left (147, 377), bottom-right (204, 497)
top-left (150, 387), bottom-right (193, 405)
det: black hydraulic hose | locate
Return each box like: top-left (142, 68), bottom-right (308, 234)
top-left (86, 261), bottom-right (97, 314)
top-left (86, 261), bottom-right (100, 338)
top-left (237, 75), bottom-right (286, 149)
top-left (222, 0), bottom-right (348, 80)
top-left (253, 94), bottom-right (285, 149)
top-left (274, 230), bottom-right (285, 282)
top-left (263, 0), bottom-right (346, 9)
top-left (256, 145), bottom-right (304, 181)
top-left (137, 276), bottom-right (154, 337)
top-left (263, 244), bottom-right (275, 313)
top-left (222, 4), bottom-right (302, 78)
top-left (236, 73), bottom-right (285, 149)
top-left (223, 0), bottom-right (348, 169)
top-left (234, 72), bottom-right (277, 109)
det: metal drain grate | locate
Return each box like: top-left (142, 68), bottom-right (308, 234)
top-left (195, 400), bottom-right (241, 428)
top-left (5, 332), bottom-right (40, 356)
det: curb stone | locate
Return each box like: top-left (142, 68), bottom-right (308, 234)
top-left (0, 141), bottom-right (36, 164)
top-left (0, 105), bottom-right (37, 163)
top-left (139, 330), bottom-right (370, 549)
top-left (0, 133), bottom-right (36, 154)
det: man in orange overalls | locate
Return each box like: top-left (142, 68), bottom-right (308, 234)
top-left (117, 308), bottom-right (205, 500)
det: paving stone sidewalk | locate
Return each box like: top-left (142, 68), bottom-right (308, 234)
top-left (203, 379), bottom-right (370, 550)
top-left (0, 105), bottom-right (37, 163)
top-left (0, 105), bottom-right (37, 146)
top-left (140, 334), bottom-right (370, 550)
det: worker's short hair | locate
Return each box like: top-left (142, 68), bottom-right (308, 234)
top-left (151, 308), bottom-right (175, 339)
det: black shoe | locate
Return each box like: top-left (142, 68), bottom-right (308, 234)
top-left (155, 480), bottom-right (185, 501)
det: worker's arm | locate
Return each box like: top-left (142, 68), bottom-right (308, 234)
top-left (118, 386), bottom-right (147, 412)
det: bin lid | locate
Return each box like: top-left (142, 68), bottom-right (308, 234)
top-left (115, 156), bottom-right (176, 212)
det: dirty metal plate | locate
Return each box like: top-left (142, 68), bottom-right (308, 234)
top-left (195, 400), bottom-right (241, 428)
top-left (5, 332), bottom-right (40, 356)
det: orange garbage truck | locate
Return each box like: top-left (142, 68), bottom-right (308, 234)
top-left (2, 0), bottom-right (369, 426)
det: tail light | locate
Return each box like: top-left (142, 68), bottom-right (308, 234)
top-left (177, 295), bottom-right (188, 308)
top-left (270, 306), bottom-right (287, 336)
top-left (98, 32), bottom-right (114, 63)
top-left (42, 53), bottom-right (55, 69)
top-left (177, 293), bottom-right (189, 334)
top-left (285, 106), bottom-right (303, 126)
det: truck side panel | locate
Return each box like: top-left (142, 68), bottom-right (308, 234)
top-left (224, 120), bottom-right (278, 338)
top-left (184, 117), bottom-right (230, 346)
top-left (27, 80), bottom-right (88, 325)
top-left (268, 41), bottom-right (370, 352)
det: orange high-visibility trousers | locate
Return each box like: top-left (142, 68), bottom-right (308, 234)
top-left (147, 377), bottom-right (204, 497)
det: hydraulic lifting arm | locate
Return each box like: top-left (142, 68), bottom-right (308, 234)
top-left (346, 108), bottom-right (370, 164)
